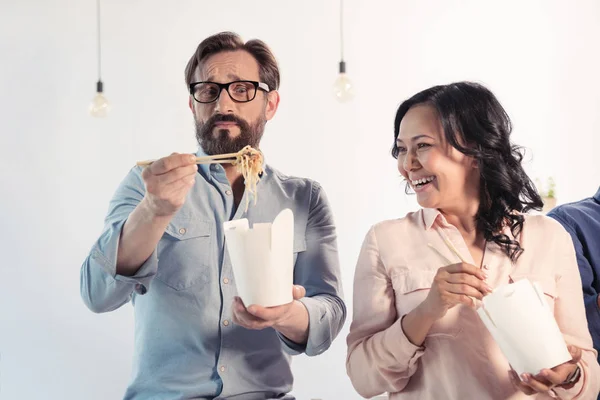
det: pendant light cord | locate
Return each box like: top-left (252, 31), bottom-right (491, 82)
top-left (96, 0), bottom-right (102, 81)
top-left (339, 0), bottom-right (344, 61)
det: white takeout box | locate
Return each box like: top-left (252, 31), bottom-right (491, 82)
top-left (223, 209), bottom-right (294, 307)
top-left (477, 278), bottom-right (571, 376)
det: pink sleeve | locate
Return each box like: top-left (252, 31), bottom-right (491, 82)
top-left (550, 224), bottom-right (600, 399)
top-left (346, 226), bottom-right (425, 398)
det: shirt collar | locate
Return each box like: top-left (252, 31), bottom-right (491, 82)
top-left (422, 208), bottom-right (444, 230)
top-left (195, 147), bottom-right (211, 175)
top-left (594, 186), bottom-right (600, 203)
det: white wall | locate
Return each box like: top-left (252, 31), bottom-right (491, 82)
top-left (1, 1), bottom-right (599, 399)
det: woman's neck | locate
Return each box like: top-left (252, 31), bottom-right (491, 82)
top-left (440, 200), bottom-right (482, 247)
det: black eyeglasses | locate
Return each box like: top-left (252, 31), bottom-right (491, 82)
top-left (189, 80), bottom-right (271, 104)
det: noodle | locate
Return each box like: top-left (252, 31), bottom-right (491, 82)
top-left (232, 145), bottom-right (264, 212)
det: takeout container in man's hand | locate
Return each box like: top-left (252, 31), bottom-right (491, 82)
top-left (477, 278), bottom-right (571, 376)
top-left (223, 209), bottom-right (294, 307)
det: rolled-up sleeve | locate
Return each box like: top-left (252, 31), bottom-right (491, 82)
top-left (80, 167), bottom-right (158, 313)
top-left (346, 226), bottom-right (425, 398)
top-left (279, 182), bottom-right (346, 356)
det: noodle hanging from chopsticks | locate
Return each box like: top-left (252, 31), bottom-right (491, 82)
top-left (232, 145), bottom-right (264, 212)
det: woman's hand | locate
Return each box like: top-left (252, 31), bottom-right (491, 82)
top-left (509, 345), bottom-right (582, 394)
top-left (421, 262), bottom-right (493, 320)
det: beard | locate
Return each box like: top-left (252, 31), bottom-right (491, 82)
top-left (195, 113), bottom-right (266, 155)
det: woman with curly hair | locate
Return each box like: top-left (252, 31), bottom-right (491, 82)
top-left (346, 82), bottom-right (600, 399)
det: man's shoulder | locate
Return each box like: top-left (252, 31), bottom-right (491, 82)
top-left (548, 196), bottom-right (598, 226)
top-left (264, 165), bottom-right (322, 192)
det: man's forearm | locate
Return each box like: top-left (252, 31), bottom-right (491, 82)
top-left (116, 199), bottom-right (172, 276)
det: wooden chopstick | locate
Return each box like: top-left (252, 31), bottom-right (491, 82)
top-left (432, 234), bottom-right (483, 307)
top-left (196, 158), bottom-right (237, 165)
top-left (195, 151), bottom-right (241, 162)
top-left (136, 157), bottom-right (237, 167)
top-left (136, 159), bottom-right (158, 167)
top-left (439, 233), bottom-right (468, 264)
top-left (135, 149), bottom-right (243, 167)
top-left (427, 243), bottom-right (452, 264)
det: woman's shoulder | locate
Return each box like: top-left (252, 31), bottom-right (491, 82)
top-left (369, 209), bottom-right (426, 235)
top-left (364, 210), bottom-right (430, 255)
top-left (519, 213), bottom-right (572, 249)
top-left (522, 213), bottom-right (569, 235)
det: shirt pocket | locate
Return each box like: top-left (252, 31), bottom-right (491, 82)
top-left (509, 273), bottom-right (558, 311)
top-left (156, 218), bottom-right (213, 291)
top-left (391, 269), bottom-right (463, 339)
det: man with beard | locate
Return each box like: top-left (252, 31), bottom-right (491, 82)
top-left (80, 32), bottom-right (346, 400)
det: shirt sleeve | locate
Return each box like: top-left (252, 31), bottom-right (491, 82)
top-left (548, 209), bottom-right (600, 359)
top-left (80, 166), bottom-right (159, 313)
top-left (279, 182), bottom-right (347, 357)
top-left (546, 220), bottom-right (600, 399)
top-left (346, 225), bottom-right (425, 398)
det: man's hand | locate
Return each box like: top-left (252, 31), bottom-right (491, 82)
top-left (232, 285), bottom-right (310, 344)
top-left (116, 153), bottom-right (196, 275)
top-left (141, 153), bottom-right (197, 217)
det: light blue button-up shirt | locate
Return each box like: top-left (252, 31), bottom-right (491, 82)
top-left (80, 150), bottom-right (346, 400)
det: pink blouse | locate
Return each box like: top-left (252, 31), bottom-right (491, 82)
top-left (347, 208), bottom-right (600, 399)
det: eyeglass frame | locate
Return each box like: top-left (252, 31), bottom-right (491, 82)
top-left (189, 80), bottom-right (271, 104)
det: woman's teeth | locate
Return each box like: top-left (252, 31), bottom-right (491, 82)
top-left (412, 176), bottom-right (435, 187)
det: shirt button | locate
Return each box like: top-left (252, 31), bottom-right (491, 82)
top-left (134, 284), bottom-right (147, 294)
top-left (223, 320), bottom-right (230, 326)
top-left (220, 366), bottom-right (226, 372)
top-left (225, 190), bottom-right (232, 196)
top-left (178, 228), bottom-right (186, 235)
top-left (223, 278), bottom-right (229, 284)
top-left (483, 264), bottom-right (489, 270)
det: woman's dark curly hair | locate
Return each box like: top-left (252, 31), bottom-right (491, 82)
top-left (392, 82), bottom-right (543, 261)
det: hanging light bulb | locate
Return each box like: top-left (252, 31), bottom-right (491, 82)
top-left (333, 0), bottom-right (354, 102)
top-left (90, 80), bottom-right (110, 117)
top-left (90, 0), bottom-right (110, 117)
top-left (333, 61), bottom-right (354, 102)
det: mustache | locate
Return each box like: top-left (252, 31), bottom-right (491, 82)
top-left (206, 113), bottom-right (246, 128)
